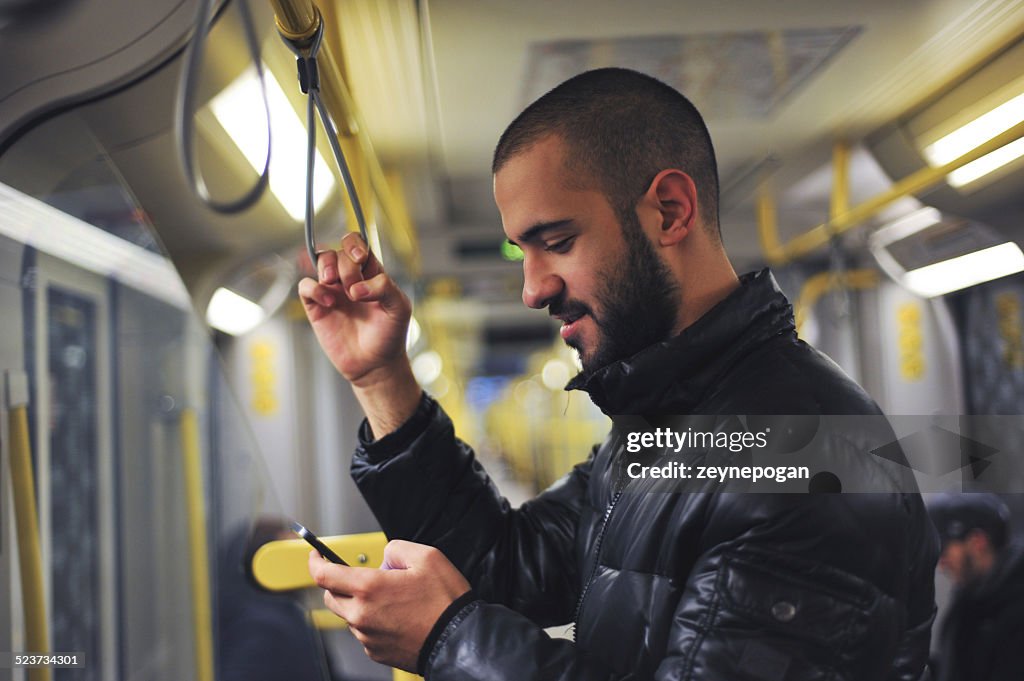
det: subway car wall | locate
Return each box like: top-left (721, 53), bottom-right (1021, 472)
top-left (2, 1), bottom-right (1024, 680)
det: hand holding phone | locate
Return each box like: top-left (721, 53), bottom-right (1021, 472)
top-left (291, 521), bottom-right (349, 566)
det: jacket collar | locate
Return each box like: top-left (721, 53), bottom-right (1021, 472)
top-left (566, 268), bottom-right (795, 415)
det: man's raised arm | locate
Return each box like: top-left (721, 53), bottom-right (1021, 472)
top-left (297, 231), bottom-right (422, 438)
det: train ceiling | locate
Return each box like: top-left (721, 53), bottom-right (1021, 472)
top-left (1, 0), bottom-right (1023, 311)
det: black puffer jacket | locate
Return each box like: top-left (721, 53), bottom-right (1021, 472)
top-left (352, 269), bottom-right (938, 681)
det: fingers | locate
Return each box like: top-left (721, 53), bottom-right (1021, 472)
top-left (341, 231), bottom-right (383, 278)
top-left (298, 277), bottom-right (339, 310)
top-left (298, 233), bottom-right (378, 310)
top-left (315, 249), bottom-right (339, 285)
top-left (314, 233), bottom-right (390, 303)
top-left (349, 272), bottom-right (410, 316)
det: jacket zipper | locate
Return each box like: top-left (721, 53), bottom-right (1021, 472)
top-left (572, 483), bottom-right (624, 642)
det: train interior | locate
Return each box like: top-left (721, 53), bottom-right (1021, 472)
top-left (2, 0), bottom-right (1024, 679)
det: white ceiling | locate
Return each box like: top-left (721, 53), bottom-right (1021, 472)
top-left (367, 0), bottom-right (1021, 270)
top-left (423, 0), bottom-right (1024, 181)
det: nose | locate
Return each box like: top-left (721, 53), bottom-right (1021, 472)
top-left (521, 256), bottom-right (563, 310)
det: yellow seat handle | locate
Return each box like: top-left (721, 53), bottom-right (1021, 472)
top-left (251, 531), bottom-right (388, 591)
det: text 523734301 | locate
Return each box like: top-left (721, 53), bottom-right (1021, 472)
top-left (2, 653), bottom-right (85, 668)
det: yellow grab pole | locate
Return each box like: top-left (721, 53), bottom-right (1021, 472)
top-left (759, 119), bottom-right (1024, 264)
top-left (268, 0), bottom-right (318, 42)
top-left (181, 408), bottom-right (214, 681)
top-left (6, 371), bottom-right (51, 681)
top-left (794, 269), bottom-right (879, 336)
top-left (830, 140), bottom-right (850, 223)
top-left (268, 0), bottom-right (357, 136)
top-left (756, 186), bottom-right (783, 264)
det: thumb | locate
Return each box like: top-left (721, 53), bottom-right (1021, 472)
top-left (380, 539), bottom-right (428, 570)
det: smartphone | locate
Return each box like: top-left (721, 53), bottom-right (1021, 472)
top-left (291, 521), bottom-right (349, 566)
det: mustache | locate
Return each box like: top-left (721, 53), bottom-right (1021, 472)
top-left (549, 296), bottom-right (594, 323)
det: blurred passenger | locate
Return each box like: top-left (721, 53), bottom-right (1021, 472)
top-left (218, 518), bottom-right (327, 681)
top-left (299, 68), bottom-right (938, 680)
top-left (927, 493), bottom-right (1024, 681)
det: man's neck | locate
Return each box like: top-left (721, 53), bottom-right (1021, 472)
top-left (673, 261), bottom-right (740, 335)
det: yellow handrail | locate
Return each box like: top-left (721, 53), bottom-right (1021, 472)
top-left (794, 269), bottom-right (880, 336)
top-left (181, 408), bottom-right (214, 681)
top-left (6, 370), bottom-right (51, 681)
top-left (760, 120), bottom-right (1024, 265)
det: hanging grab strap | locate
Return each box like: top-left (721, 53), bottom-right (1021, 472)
top-left (282, 15), bottom-right (371, 268)
top-left (176, 0), bottom-right (272, 214)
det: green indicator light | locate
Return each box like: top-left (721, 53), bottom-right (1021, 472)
top-left (501, 241), bottom-right (524, 262)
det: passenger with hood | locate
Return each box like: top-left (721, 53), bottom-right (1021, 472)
top-left (217, 518), bottom-right (327, 681)
top-left (927, 493), bottom-right (1024, 681)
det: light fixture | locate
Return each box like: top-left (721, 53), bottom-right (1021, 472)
top-left (206, 287), bottom-right (265, 335)
top-left (501, 241), bottom-right (524, 262)
top-left (945, 137), bottom-right (1024, 187)
top-left (870, 210), bottom-right (1024, 298)
top-left (869, 207), bottom-right (941, 247)
top-left (0, 183), bottom-right (190, 309)
top-left (411, 350), bottom-right (443, 385)
top-left (406, 316), bottom-right (422, 351)
top-left (922, 91), bottom-right (1024, 188)
top-left (541, 358), bottom-right (570, 390)
top-left (902, 243), bottom-right (1024, 297)
top-left (209, 66), bottom-right (335, 221)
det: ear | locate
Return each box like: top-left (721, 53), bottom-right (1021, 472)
top-left (645, 169), bottom-right (699, 246)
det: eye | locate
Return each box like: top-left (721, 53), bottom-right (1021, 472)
top-left (545, 236), bottom-right (575, 253)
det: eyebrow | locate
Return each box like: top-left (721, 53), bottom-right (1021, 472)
top-left (506, 219), bottom-right (574, 247)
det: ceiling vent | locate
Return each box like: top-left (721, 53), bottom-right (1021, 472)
top-left (522, 27), bottom-right (861, 119)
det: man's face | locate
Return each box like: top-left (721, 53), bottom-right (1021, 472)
top-left (494, 136), bottom-right (678, 380)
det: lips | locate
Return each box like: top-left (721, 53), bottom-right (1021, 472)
top-left (557, 314), bottom-right (584, 340)
top-left (551, 300), bottom-right (590, 343)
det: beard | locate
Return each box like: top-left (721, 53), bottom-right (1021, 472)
top-left (554, 209), bottom-right (679, 384)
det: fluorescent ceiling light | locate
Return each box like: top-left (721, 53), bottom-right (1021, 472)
top-left (946, 137), bottom-right (1024, 187)
top-left (902, 242), bottom-right (1024, 297)
top-left (206, 287), bottom-right (265, 335)
top-left (871, 207), bottom-right (941, 248)
top-left (0, 183), bottom-right (190, 309)
top-left (209, 66), bottom-right (334, 221)
top-left (923, 92), bottom-right (1024, 187)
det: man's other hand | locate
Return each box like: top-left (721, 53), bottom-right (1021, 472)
top-left (309, 540), bottom-right (472, 672)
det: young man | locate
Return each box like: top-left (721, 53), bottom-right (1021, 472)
top-left (927, 493), bottom-right (1024, 681)
top-left (299, 68), bottom-right (938, 680)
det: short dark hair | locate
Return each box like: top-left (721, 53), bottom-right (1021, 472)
top-left (493, 67), bottom-right (720, 235)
